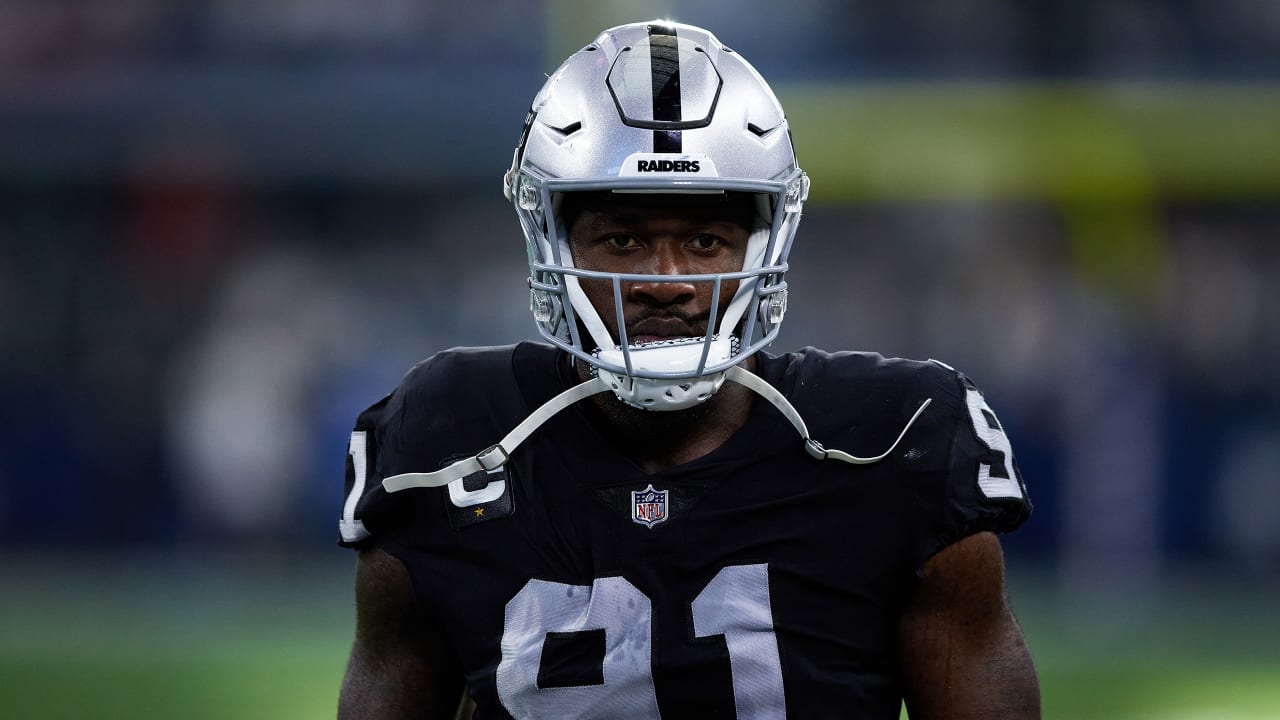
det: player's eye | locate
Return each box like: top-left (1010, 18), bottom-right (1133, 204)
top-left (602, 233), bottom-right (642, 250)
top-left (687, 234), bottom-right (723, 251)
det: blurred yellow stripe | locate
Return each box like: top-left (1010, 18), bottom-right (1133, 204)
top-left (779, 83), bottom-right (1280, 203)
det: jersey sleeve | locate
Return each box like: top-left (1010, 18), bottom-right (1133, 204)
top-left (902, 362), bottom-right (1033, 568)
top-left (336, 345), bottom-right (528, 550)
top-left (336, 356), bottom-right (447, 550)
top-left (338, 391), bottom-right (406, 549)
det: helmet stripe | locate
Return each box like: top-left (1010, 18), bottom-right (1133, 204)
top-left (647, 23), bottom-right (682, 152)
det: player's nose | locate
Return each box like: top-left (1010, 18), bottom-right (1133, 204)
top-left (628, 241), bottom-right (697, 306)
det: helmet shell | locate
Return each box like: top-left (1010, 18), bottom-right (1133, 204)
top-left (505, 20), bottom-right (808, 411)
top-left (516, 21), bottom-right (798, 188)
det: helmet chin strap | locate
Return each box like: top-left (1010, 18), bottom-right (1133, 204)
top-left (382, 366), bottom-right (933, 493)
top-left (722, 366), bottom-right (932, 464)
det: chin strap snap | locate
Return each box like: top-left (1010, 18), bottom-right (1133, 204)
top-left (724, 366), bottom-right (931, 466)
top-left (382, 376), bottom-right (612, 492)
top-left (382, 364), bottom-right (932, 493)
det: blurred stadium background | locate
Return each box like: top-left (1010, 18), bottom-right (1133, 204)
top-left (2, 1), bottom-right (1279, 717)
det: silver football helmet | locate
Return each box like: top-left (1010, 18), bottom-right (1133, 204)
top-left (504, 20), bottom-right (809, 411)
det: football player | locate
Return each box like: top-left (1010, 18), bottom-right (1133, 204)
top-left (338, 20), bottom-right (1038, 719)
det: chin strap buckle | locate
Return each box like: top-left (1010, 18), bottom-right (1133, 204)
top-left (382, 376), bottom-right (613, 493)
top-left (476, 444), bottom-right (510, 472)
top-left (726, 365), bottom-right (932, 467)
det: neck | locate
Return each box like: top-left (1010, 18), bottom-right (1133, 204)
top-left (575, 355), bottom-right (757, 474)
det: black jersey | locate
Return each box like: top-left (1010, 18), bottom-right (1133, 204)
top-left (339, 342), bottom-right (1031, 719)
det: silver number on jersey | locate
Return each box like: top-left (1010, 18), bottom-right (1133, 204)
top-left (497, 577), bottom-right (660, 719)
top-left (339, 431), bottom-right (370, 543)
top-left (497, 564), bottom-right (785, 718)
top-left (963, 388), bottom-right (1024, 499)
top-left (691, 564), bottom-right (786, 719)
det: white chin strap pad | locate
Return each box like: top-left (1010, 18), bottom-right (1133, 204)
top-left (595, 337), bottom-right (733, 411)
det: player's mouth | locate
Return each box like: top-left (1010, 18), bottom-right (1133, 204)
top-left (628, 334), bottom-right (688, 345)
top-left (625, 317), bottom-right (703, 346)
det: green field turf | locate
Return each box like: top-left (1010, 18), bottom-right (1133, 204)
top-left (2, 552), bottom-right (1276, 719)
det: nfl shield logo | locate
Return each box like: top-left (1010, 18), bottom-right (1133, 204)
top-left (631, 484), bottom-right (669, 528)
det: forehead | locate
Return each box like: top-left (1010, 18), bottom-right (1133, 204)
top-left (561, 191), bottom-right (757, 230)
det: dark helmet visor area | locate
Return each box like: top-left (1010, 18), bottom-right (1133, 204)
top-left (558, 190), bottom-right (759, 237)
